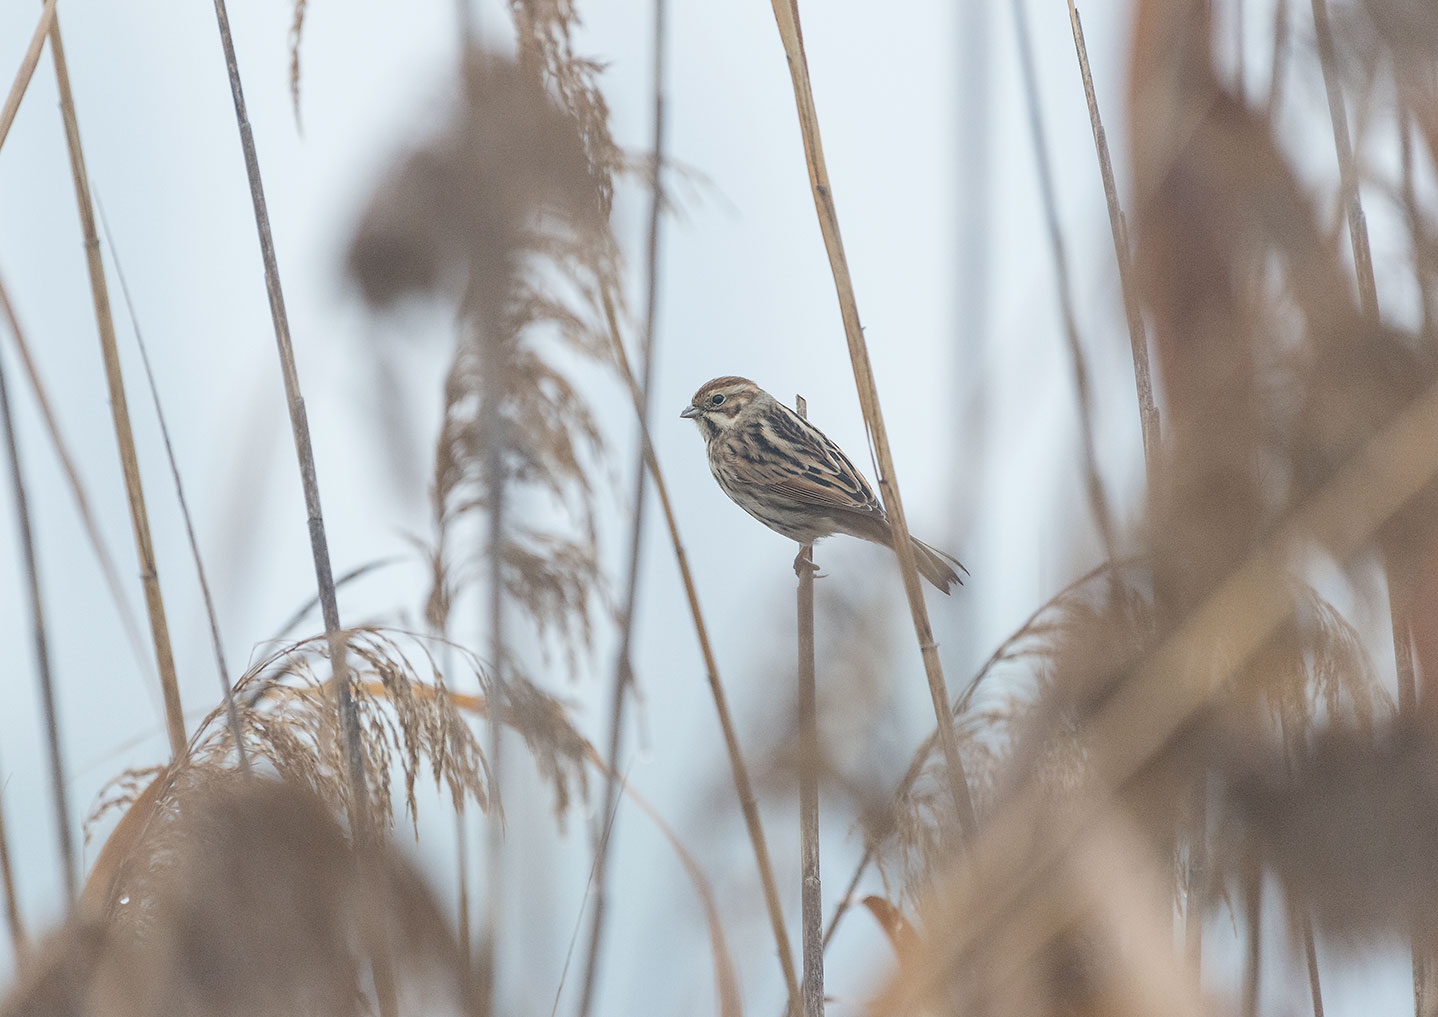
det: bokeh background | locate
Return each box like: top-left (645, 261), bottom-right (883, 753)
top-left (0, 0), bottom-right (1429, 1013)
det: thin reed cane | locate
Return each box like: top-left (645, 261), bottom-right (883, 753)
top-left (46, 14), bottom-right (187, 761)
top-left (1012, 0), bottom-right (1119, 569)
top-left (602, 289), bottom-right (800, 1006)
top-left (0, 279), bottom-right (76, 902)
top-left (577, 0), bottom-right (669, 1012)
top-left (480, 317), bottom-right (506, 1011)
top-left (1064, 0), bottom-right (1160, 477)
top-left (0, 776), bottom-right (21, 957)
top-left (204, 0), bottom-right (367, 811)
top-left (794, 395), bottom-right (823, 1017)
top-left (0, 0), bottom-right (56, 154)
top-left (764, 0), bottom-right (977, 839)
top-left (101, 209), bottom-right (250, 773)
top-left (0, 285), bottom-right (151, 678)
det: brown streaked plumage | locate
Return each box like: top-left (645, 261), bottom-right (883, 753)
top-left (680, 377), bottom-right (968, 593)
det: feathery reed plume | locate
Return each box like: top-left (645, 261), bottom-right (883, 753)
top-left (6, 774), bottom-right (474, 1017)
top-left (349, 51), bottom-right (613, 669)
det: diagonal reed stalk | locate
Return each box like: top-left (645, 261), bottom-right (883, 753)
top-left (1012, 0), bottom-right (1120, 570)
top-left (578, 1), bottom-right (669, 1012)
top-left (0, 0), bottom-right (56, 153)
top-left (0, 278), bottom-right (151, 682)
top-left (204, 3), bottom-right (391, 1011)
top-left (204, 0), bottom-right (366, 810)
top-left (601, 287), bottom-right (800, 1005)
top-left (1064, 0), bottom-right (1160, 477)
top-left (100, 210), bottom-right (250, 774)
top-left (1310, 3), bottom-right (1414, 1012)
top-left (46, 13), bottom-right (187, 761)
top-left (0, 275), bottom-right (76, 902)
top-left (794, 395), bottom-right (823, 1017)
top-left (764, 0), bottom-right (977, 839)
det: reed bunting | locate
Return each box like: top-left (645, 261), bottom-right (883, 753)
top-left (681, 376), bottom-right (967, 593)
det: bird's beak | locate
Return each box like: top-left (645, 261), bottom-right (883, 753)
top-left (680, 404), bottom-right (701, 419)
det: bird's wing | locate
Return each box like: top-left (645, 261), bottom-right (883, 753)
top-left (728, 402), bottom-right (885, 516)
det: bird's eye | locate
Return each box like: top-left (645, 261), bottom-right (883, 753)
top-left (710, 393), bottom-right (725, 406)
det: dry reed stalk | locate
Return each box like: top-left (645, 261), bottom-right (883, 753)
top-left (0, 275), bottom-right (76, 902)
top-left (1242, 861), bottom-right (1261, 1017)
top-left (601, 288), bottom-right (801, 1005)
top-left (204, 0), bottom-right (368, 820)
top-left (102, 212), bottom-right (249, 773)
top-left (818, 560), bottom-right (1123, 951)
top-left (1399, 106), bottom-right (1436, 350)
top-left (480, 317), bottom-right (505, 1010)
top-left (0, 0), bottom-right (56, 153)
top-left (764, 0), bottom-right (977, 838)
top-left (1064, 0), bottom-right (1160, 477)
top-left (577, 1), bottom-right (668, 1009)
top-left (46, 14), bottom-right (186, 760)
top-left (794, 399), bottom-right (823, 1017)
top-left (872, 368), bottom-right (1438, 1012)
top-left (0, 780), bottom-right (21, 957)
top-left (1303, 912), bottom-right (1325, 1017)
top-left (0, 279), bottom-right (150, 678)
top-left (1012, 0), bottom-right (1120, 569)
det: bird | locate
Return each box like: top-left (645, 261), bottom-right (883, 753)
top-left (680, 376), bottom-right (967, 593)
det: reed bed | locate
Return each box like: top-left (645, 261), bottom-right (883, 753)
top-left (2, 0), bottom-right (1438, 1014)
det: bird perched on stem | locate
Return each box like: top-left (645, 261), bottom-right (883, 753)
top-left (681, 376), bottom-right (967, 593)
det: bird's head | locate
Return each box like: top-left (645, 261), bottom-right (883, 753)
top-left (680, 376), bottom-right (763, 440)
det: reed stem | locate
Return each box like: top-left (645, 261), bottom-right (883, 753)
top-left (795, 394), bottom-right (823, 1017)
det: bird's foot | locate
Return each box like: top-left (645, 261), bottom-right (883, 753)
top-left (792, 546), bottom-right (821, 579)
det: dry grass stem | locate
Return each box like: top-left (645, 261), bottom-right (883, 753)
top-left (0, 782), bottom-right (21, 958)
top-left (795, 393), bottom-right (822, 1017)
top-left (101, 210), bottom-right (249, 773)
top-left (765, 0), bottom-right (977, 838)
top-left (46, 13), bottom-right (186, 760)
top-left (0, 273), bottom-right (76, 901)
top-left (205, 0), bottom-right (370, 832)
top-left (1065, 0), bottom-right (1160, 477)
top-left (602, 286), bottom-right (800, 1004)
top-left (1012, 0), bottom-right (1120, 569)
top-left (0, 0), bottom-right (56, 153)
top-left (0, 273), bottom-right (150, 678)
top-left (578, 0), bottom-right (668, 1007)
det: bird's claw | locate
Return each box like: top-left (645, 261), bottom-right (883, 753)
top-left (792, 548), bottom-right (821, 579)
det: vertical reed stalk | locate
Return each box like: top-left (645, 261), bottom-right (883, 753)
top-left (46, 14), bottom-right (187, 760)
top-left (0, 777), bottom-right (21, 957)
top-left (578, 1), bottom-right (668, 1011)
top-left (481, 319), bottom-right (506, 1012)
top-left (794, 395), bottom-right (823, 1017)
top-left (1064, 0), bottom-right (1160, 477)
top-left (602, 289), bottom-right (800, 1006)
top-left (0, 0), bottom-right (56, 153)
top-left (764, 0), bottom-right (977, 838)
top-left (0, 276), bottom-right (76, 902)
top-left (1303, 913), bottom-right (1325, 1017)
top-left (1012, 0), bottom-right (1119, 569)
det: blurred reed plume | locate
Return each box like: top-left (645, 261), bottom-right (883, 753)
top-left (349, 46), bottom-right (620, 668)
top-left (4, 774), bottom-right (471, 1017)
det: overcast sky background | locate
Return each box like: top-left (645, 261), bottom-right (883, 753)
top-left (0, 0), bottom-right (1419, 1012)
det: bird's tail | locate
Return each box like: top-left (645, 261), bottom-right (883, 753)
top-left (896, 535), bottom-right (967, 594)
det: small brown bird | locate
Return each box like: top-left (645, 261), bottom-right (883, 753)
top-left (681, 376), bottom-right (967, 593)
